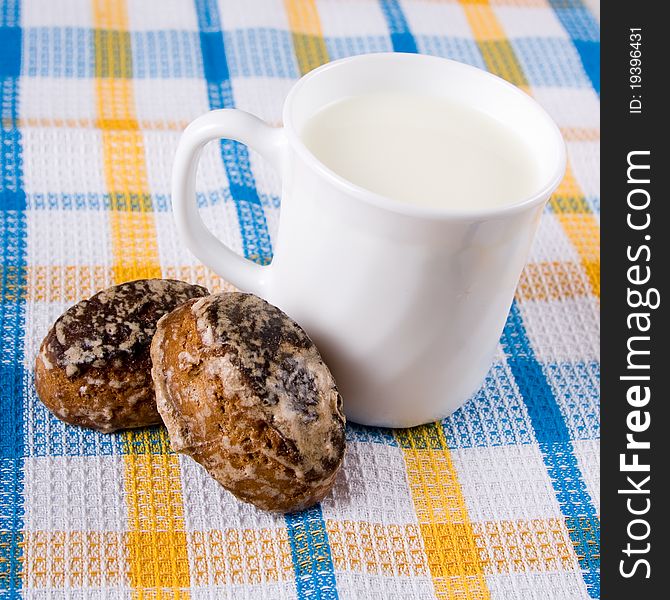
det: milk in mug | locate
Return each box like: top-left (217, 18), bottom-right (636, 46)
top-left (300, 92), bottom-right (541, 210)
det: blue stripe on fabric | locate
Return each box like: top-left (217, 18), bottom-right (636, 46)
top-left (322, 34), bottom-right (486, 70)
top-left (26, 379), bottom-right (119, 457)
top-left (0, 128), bottom-right (26, 212)
top-left (165, 191), bottom-right (280, 212)
top-left (324, 35), bottom-right (392, 60)
top-left (24, 28), bottom-right (202, 79)
top-left (27, 193), bottom-right (109, 211)
top-left (195, 0), bottom-right (272, 264)
top-left (548, 1), bottom-right (600, 94)
top-left (0, 1), bottom-right (26, 593)
top-left (184, 0), bottom-right (347, 580)
top-left (0, 26), bottom-right (21, 77)
top-left (224, 29), bottom-right (298, 79)
top-left (193, 6), bottom-right (335, 596)
top-left (443, 361), bottom-right (601, 449)
top-left (24, 27), bottom-right (95, 78)
top-left (414, 35), bottom-right (487, 70)
top-left (131, 30), bottom-right (203, 79)
top-left (501, 302), bottom-right (599, 598)
top-left (200, 30), bottom-right (230, 83)
top-left (584, 195), bottom-right (599, 214)
top-left (442, 363), bottom-right (535, 449)
top-left (544, 362), bottom-right (600, 441)
top-left (572, 40), bottom-right (599, 94)
top-left (15, 26), bottom-right (520, 82)
top-left (285, 506), bottom-right (339, 600)
top-left (26, 192), bottom-right (282, 213)
top-left (512, 37), bottom-right (592, 88)
top-left (548, 2), bottom-right (600, 41)
top-left (0, 33), bottom-right (25, 213)
top-left (345, 423), bottom-right (398, 446)
top-left (379, 0), bottom-right (418, 53)
top-left (19, 26), bottom-right (507, 81)
top-left (23, 27), bottom-right (299, 79)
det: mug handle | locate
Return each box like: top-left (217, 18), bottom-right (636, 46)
top-left (171, 109), bottom-right (285, 294)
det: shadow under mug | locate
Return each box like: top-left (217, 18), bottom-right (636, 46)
top-left (171, 53), bottom-right (566, 428)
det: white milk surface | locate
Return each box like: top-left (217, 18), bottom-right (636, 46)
top-left (300, 92), bottom-right (541, 210)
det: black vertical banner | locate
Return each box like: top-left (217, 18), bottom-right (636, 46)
top-left (601, 3), bottom-right (669, 597)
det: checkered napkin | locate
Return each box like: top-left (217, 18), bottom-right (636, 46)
top-left (0, 0), bottom-right (599, 598)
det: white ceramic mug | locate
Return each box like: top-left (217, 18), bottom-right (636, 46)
top-left (172, 53), bottom-right (566, 428)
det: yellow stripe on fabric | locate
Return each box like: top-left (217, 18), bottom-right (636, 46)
top-left (22, 528), bottom-right (296, 590)
top-left (93, 1), bottom-right (190, 596)
top-left (162, 266), bottom-right (236, 294)
top-left (396, 424), bottom-right (489, 599)
top-left (550, 164), bottom-right (591, 213)
top-left (13, 117), bottom-right (178, 130)
top-left (561, 127), bottom-right (600, 142)
top-left (23, 531), bottom-right (128, 589)
top-left (472, 518), bottom-right (579, 574)
top-left (460, 1), bottom-right (506, 39)
top-left (487, 0), bottom-right (546, 6)
top-left (94, 29), bottom-right (133, 79)
top-left (459, 1), bottom-right (599, 299)
top-left (0, 266), bottom-right (25, 302)
top-left (10, 117), bottom-right (266, 131)
top-left (554, 215), bottom-right (600, 297)
top-left (28, 266), bottom-right (114, 302)
top-left (92, 0), bottom-right (128, 30)
top-left (93, 1), bottom-right (161, 283)
top-left (122, 429), bottom-right (191, 598)
top-left (188, 529), bottom-right (294, 586)
top-left (25, 265), bottom-right (234, 303)
top-left (325, 521), bottom-right (429, 577)
top-left (96, 80), bottom-right (137, 129)
top-left (458, 1), bottom-right (528, 89)
top-left (549, 166), bottom-right (600, 297)
top-left (283, 0), bottom-right (330, 75)
top-left (515, 261), bottom-right (591, 302)
top-left (476, 41), bottom-right (528, 88)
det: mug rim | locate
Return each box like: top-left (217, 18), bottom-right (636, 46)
top-left (282, 52), bottom-right (567, 221)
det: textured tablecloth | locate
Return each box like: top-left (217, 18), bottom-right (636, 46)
top-left (0, 1), bottom-right (600, 598)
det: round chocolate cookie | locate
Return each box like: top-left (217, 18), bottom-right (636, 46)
top-left (35, 279), bottom-right (209, 433)
top-left (151, 292), bottom-right (345, 512)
